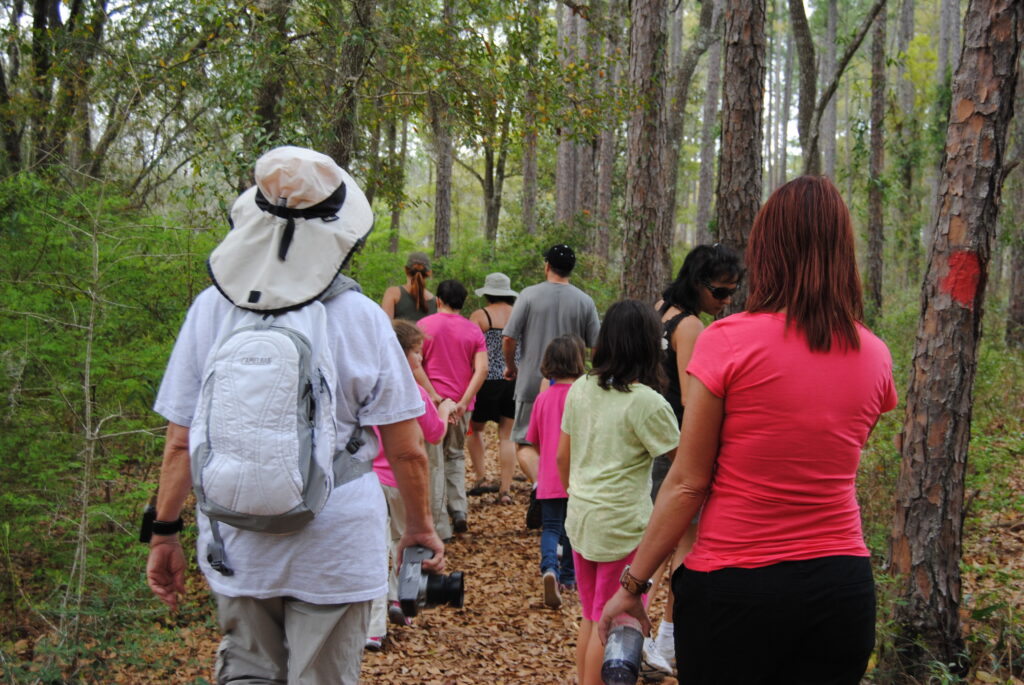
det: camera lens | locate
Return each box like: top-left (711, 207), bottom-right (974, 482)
top-left (425, 571), bottom-right (465, 609)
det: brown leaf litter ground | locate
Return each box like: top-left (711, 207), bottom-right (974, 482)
top-left (108, 423), bottom-right (1023, 684)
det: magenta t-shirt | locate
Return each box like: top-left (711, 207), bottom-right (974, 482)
top-left (373, 385), bottom-right (446, 488)
top-left (418, 312), bottom-right (487, 410)
top-left (684, 312), bottom-right (898, 572)
top-left (527, 382), bottom-right (573, 500)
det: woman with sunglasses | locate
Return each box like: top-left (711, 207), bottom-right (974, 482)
top-left (600, 176), bottom-right (898, 685)
top-left (643, 242), bottom-right (743, 675)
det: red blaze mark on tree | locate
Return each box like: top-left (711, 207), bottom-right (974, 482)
top-left (940, 251), bottom-right (981, 308)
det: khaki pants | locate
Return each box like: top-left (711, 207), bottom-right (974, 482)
top-left (213, 593), bottom-right (370, 685)
top-left (427, 413), bottom-right (468, 539)
top-left (368, 483), bottom-right (406, 639)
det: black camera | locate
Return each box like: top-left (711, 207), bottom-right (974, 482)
top-left (396, 545), bottom-right (464, 617)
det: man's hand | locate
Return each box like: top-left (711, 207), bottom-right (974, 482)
top-left (147, 537), bottom-right (187, 611)
top-left (396, 530), bottom-right (446, 574)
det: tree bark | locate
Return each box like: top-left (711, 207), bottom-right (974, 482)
top-left (788, 0), bottom-right (817, 175)
top-left (866, 9), bottom-right (886, 323)
top-left (521, 0), bottom-right (541, 236)
top-left (715, 0), bottom-right (766, 312)
top-left (803, 0), bottom-right (889, 176)
top-left (822, 0), bottom-right (838, 179)
top-left (777, 29), bottom-right (793, 188)
top-left (324, 0), bottom-right (375, 168)
top-left (555, 4), bottom-right (577, 227)
top-left (430, 90), bottom-right (453, 258)
top-left (595, 0), bottom-right (624, 260)
top-left (894, 0), bottom-right (921, 286)
top-left (656, 0), bottom-right (721, 283)
top-left (621, 0), bottom-right (668, 302)
top-left (695, 0), bottom-right (723, 244)
top-left (887, 1), bottom-right (1023, 679)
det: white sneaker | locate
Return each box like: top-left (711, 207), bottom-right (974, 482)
top-left (653, 632), bottom-right (676, 670)
top-left (641, 636), bottom-right (673, 676)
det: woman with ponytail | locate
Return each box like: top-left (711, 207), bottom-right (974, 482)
top-left (381, 252), bottom-right (438, 322)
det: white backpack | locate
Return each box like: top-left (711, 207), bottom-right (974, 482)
top-left (190, 277), bottom-right (372, 575)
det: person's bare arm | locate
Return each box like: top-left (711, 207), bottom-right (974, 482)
top-left (380, 418), bottom-right (445, 572)
top-left (556, 431), bottom-right (571, 492)
top-left (146, 422), bottom-right (192, 611)
top-left (502, 336), bottom-right (518, 381)
top-left (672, 315), bottom-right (704, 408)
top-left (380, 286), bottom-right (400, 319)
top-left (596, 378), bottom-right (723, 640)
top-left (453, 350), bottom-right (488, 422)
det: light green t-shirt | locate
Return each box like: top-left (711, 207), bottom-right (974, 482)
top-left (561, 374), bottom-right (680, 561)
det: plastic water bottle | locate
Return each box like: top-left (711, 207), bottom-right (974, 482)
top-left (602, 614), bottom-right (644, 685)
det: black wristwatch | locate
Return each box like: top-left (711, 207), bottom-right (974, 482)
top-left (619, 565), bottom-right (652, 596)
top-left (140, 503), bottom-right (184, 543)
top-left (152, 517), bottom-right (184, 535)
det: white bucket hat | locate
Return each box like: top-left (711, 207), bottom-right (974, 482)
top-left (474, 272), bottom-right (518, 298)
top-left (209, 146), bottom-right (374, 312)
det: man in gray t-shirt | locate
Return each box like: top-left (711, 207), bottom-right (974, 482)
top-left (502, 244), bottom-right (600, 481)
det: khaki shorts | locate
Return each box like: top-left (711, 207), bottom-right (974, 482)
top-left (511, 399), bottom-right (535, 445)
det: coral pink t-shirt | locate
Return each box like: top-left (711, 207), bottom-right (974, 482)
top-left (373, 385), bottom-right (446, 488)
top-left (684, 312), bottom-right (898, 572)
top-left (419, 312), bottom-right (487, 410)
top-left (527, 382), bottom-right (573, 499)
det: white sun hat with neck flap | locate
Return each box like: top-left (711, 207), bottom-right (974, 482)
top-left (209, 145), bottom-right (374, 312)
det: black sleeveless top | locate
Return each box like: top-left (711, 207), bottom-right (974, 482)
top-left (661, 306), bottom-right (693, 427)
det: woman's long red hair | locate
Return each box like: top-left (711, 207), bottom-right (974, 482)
top-left (746, 176), bottom-right (863, 352)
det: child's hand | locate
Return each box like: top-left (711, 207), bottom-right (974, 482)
top-left (437, 398), bottom-right (456, 424)
top-left (450, 399), bottom-right (469, 423)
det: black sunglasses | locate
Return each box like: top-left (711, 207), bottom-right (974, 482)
top-left (701, 280), bottom-right (738, 300)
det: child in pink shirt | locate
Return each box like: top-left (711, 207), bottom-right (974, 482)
top-left (527, 335), bottom-right (587, 610)
top-left (367, 320), bottom-right (454, 649)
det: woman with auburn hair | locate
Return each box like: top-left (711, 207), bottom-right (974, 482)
top-left (598, 176), bottom-right (899, 685)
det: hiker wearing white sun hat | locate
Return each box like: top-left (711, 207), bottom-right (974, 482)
top-left (147, 146), bottom-right (444, 684)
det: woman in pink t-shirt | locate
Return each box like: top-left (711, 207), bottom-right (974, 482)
top-left (599, 176), bottom-right (898, 685)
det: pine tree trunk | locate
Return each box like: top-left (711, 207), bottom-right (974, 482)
top-left (788, 0), bottom-right (817, 174)
top-left (596, 0), bottom-right (624, 261)
top-left (895, 0), bottom-right (920, 286)
top-left (695, 0), bottom-right (723, 245)
top-left (715, 0), bottom-right (766, 312)
top-left (1009, 232), bottom-right (1024, 347)
top-left (656, 0), bottom-right (720, 284)
top-left (778, 30), bottom-right (793, 188)
top-left (556, 5), bottom-right (578, 227)
top-left (621, 0), bottom-right (668, 302)
top-left (822, 0), bottom-right (838, 179)
top-left (430, 92), bottom-right (453, 258)
top-left (866, 9), bottom-right (886, 323)
top-left (887, 2), bottom-right (1023, 679)
top-left (521, 0), bottom-right (541, 236)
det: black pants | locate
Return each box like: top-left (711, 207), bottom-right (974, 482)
top-left (673, 555), bottom-right (875, 685)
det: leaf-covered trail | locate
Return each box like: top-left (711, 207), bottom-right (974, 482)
top-left (118, 426), bottom-right (677, 684)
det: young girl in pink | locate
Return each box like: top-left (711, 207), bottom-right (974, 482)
top-left (366, 320), bottom-right (454, 650)
top-left (526, 335), bottom-right (587, 610)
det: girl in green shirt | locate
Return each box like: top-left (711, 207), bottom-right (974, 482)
top-left (557, 300), bottom-right (680, 685)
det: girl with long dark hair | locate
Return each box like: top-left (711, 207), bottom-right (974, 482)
top-left (557, 300), bottom-right (680, 685)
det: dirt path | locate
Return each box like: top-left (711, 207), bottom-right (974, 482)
top-left (119, 427), bottom-right (676, 684)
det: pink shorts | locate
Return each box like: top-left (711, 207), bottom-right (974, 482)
top-left (573, 549), bottom-right (646, 621)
